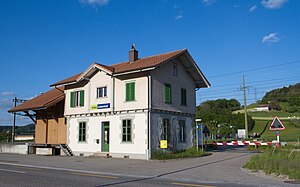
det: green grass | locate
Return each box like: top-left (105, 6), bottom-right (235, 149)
top-left (151, 147), bottom-right (209, 160)
top-left (244, 147), bottom-right (300, 180)
top-left (250, 120), bottom-right (300, 142)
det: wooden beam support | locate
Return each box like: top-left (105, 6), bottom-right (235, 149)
top-left (24, 111), bottom-right (36, 123)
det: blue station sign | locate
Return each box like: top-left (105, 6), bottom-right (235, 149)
top-left (97, 103), bottom-right (110, 109)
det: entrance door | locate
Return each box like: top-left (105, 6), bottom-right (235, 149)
top-left (102, 122), bottom-right (110, 152)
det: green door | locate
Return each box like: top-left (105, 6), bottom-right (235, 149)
top-left (102, 122), bottom-right (109, 152)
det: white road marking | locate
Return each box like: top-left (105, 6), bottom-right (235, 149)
top-left (0, 162), bottom-right (151, 178)
top-left (0, 168), bottom-right (27, 174)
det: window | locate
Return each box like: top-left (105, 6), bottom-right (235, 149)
top-left (78, 122), bottom-right (86, 142)
top-left (70, 90), bottom-right (84, 107)
top-left (164, 84), bottom-right (172, 103)
top-left (181, 88), bottom-right (187, 106)
top-left (162, 118), bottom-right (170, 141)
top-left (122, 119), bottom-right (132, 142)
top-left (97, 87), bottom-right (107, 98)
top-left (126, 82), bottom-right (135, 101)
top-left (173, 63), bottom-right (178, 76)
top-left (179, 120), bottom-right (186, 143)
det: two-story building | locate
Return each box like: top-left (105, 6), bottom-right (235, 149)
top-left (50, 46), bottom-right (210, 159)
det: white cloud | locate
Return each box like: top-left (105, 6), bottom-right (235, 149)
top-left (1, 92), bottom-right (15, 96)
top-left (175, 14), bottom-right (183, 20)
top-left (202, 0), bottom-right (216, 5)
top-left (261, 0), bottom-right (288, 9)
top-left (0, 99), bottom-right (12, 109)
top-left (249, 5), bottom-right (257, 12)
top-left (262, 33), bottom-right (280, 44)
top-left (79, 0), bottom-right (109, 6)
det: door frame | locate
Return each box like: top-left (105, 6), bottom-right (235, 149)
top-left (101, 121), bottom-right (110, 152)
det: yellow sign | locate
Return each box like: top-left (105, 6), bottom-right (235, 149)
top-left (160, 140), bottom-right (167, 149)
top-left (90, 104), bottom-right (97, 110)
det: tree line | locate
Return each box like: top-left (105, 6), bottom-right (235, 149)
top-left (196, 99), bottom-right (254, 139)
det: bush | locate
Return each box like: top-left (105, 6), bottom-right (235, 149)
top-left (151, 147), bottom-right (208, 160)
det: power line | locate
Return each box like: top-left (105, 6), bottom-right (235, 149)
top-left (207, 59), bottom-right (300, 79)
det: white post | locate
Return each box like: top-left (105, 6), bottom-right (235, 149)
top-left (196, 119), bottom-right (202, 152)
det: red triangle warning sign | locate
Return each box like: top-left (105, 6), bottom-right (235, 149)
top-left (270, 116), bottom-right (285, 131)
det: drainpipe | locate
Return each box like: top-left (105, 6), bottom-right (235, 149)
top-left (112, 76), bottom-right (115, 114)
top-left (147, 75), bottom-right (152, 160)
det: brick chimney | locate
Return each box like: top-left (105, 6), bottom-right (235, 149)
top-left (129, 44), bottom-right (138, 62)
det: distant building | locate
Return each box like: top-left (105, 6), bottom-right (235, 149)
top-left (14, 134), bottom-right (34, 141)
top-left (255, 105), bottom-right (270, 112)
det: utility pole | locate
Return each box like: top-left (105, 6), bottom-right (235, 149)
top-left (11, 97), bottom-right (27, 143)
top-left (12, 97), bottom-right (17, 143)
top-left (242, 76), bottom-right (248, 139)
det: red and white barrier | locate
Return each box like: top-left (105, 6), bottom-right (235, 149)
top-left (213, 141), bottom-right (273, 146)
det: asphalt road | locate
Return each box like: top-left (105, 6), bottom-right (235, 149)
top-left (0, 148), bottom-right (297, 187)
top-left (0, 163), bottom-right (254, 187)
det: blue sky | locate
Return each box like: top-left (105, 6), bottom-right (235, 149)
top-left (0, 0), bottom-right (300, 126)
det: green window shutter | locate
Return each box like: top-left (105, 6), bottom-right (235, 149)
top-left (181, 88), bottom-right (186, 105)
top-left (164, 84), bottom-right (171, 103)
top-left (80, 90), bottom-right (84, 106)
top-left (126, 82), bottom-right (135, 101)
top-left (131, 82), bottom-right (135, 101)
top-left (126, 83), bottom-right (130, 101)
top-left (70, 92), bottom-right (75, 108)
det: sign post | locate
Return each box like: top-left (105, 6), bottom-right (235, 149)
top-left (196, 119), bottom-right (202, 151)
top-left (270, 116), bottom-right (285, 148)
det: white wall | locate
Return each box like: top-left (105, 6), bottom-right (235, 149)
top-left (115, 76), bottom-right (148, 111)
top-left (64, 71), bottom-right (149, 116)
top-left (151, 60), bottom-right (196, 114)
top-left (0, 144), bottom-right (28, 154)
top-left (68, 112), bottom-right (148, 159)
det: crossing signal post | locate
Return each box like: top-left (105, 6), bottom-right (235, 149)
top-left (269, 116), bottom-right (285, 148)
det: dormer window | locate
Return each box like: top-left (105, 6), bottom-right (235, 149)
top-left (173, 63), bottom-right (178, 76)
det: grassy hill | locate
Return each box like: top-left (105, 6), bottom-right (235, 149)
top-left (250, 119), bottom-right (300, 142)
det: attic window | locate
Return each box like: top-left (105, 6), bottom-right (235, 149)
top-left (173, 63), bottom-right (178, 76)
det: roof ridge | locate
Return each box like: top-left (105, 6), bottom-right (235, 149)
top-left (109, 48), bottom-right (186, 66)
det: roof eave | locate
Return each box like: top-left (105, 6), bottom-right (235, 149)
top-left (113, 67), bottom-right (156, 76)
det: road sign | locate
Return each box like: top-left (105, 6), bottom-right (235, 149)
top-left (270, 116), bottom-right (285, 131)
top-left (160, 140), bottom-right (167, 149)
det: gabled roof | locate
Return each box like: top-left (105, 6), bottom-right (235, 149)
top-left (111, 49), bottom-right (186, 74)
top-left (50, 49), bottom-right (210, 88)
top-left (8, 87), bottom-right (65, 113)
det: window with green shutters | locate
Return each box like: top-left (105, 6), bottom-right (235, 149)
top-left (125, 82), bottom-right (135, 101)
top-left (78, 122), bottom-right (86, 142)
top-left (164, 84), bottom-right (172, 103)
top-left (70, 90), bottom-right (84, 107)
top-left (181, 88), bottom-right (187, 106)
top-left (122, 119), bottom-right (132, 142)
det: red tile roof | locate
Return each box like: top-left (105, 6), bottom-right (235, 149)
top-left (51, 49), bottom-right (186, 87)
top-left (8, 87), bottom-right (65, 113)
top-left (111, 49), bottom-right (186, 74)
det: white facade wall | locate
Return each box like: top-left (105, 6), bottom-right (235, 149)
top-left (151, 60), bottom-right (196, 114)
top-left (64, 71), bottom-right (148, 116)
top-left (67, 112), bottom-right (148, 159)
top-left (115, 76), bottom-right (148, 111)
